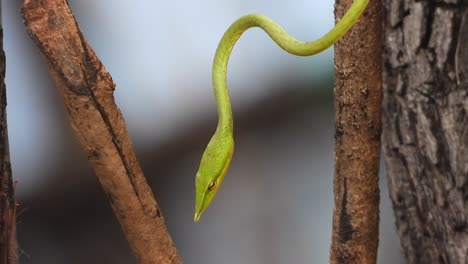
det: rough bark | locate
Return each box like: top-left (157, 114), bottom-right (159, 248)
top-left (329, 0), bottom-right (383, 263)
top-left (21, 1), bottom-right (181, 263)
top-left (0, 2), bottom-right (18, 263)
top-left (382, 0), bottom-right (468, 263)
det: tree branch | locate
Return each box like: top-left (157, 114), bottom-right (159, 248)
top-left (21, 1), bottom-right (181, 263)
top-left (0, 1), bottom-right (18, 263)
top-left (329, 0), bottom-right (382, 263)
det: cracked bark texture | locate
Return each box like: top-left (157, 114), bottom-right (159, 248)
top-left (21, 1), bottom-right (181, 263)
top-left (383, 0), bottom-right (468, 263)
top-left (0, 2), bottom-right (18, 263)
top-left (330, 0), bottom-right (382, 263)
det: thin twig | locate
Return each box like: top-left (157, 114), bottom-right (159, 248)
top-left (329, 0), bottom-right (382, 263)
top-left (21, 1), bottom-right (181, 263)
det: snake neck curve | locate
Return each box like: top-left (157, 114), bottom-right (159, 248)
top-left (211, 0), bottom-right (369, 132)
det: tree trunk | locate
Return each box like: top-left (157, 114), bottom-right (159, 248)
top-left (0, 1), bottom-right (18, 263)
top-left (383, 0), bottom-right (468, 263)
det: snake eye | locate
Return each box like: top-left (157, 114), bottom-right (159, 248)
top-left (207, 180), bottom-right (217, 191)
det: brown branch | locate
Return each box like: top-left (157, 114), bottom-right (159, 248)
top-left (329, 0), bottom-right (382, 263)
top-left (21, 1), bottom-right (181, 263)
top-left (0, 3), bottom-right (18, 263)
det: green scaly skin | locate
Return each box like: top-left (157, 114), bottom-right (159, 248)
top-left (195, 0), bottom-right (369, 222)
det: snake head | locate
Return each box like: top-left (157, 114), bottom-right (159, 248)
top-left (194, 130), bottom-right (234, 222)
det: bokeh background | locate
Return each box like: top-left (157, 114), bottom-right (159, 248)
top-left (4, 0), bottom-right (405, 263)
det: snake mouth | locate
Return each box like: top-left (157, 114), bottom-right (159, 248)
top-left (194, 204), bottom-right (206, 222)
top-left (194, 211), bottom-right (202, 222)
top-left (194, 191), bottom-right (207, 222)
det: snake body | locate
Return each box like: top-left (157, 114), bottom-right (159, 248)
top-left (195, 0), bottom-right (369, 222)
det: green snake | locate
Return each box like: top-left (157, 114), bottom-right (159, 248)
top-left (194, 0), bottom-right (369, 222)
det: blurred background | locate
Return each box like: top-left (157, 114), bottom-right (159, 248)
top-left (4, 0), bottom-right (404, 263)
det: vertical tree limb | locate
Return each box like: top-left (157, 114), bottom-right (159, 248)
top-left (0, 2), bottom-right (18, 263)
top-left (21, 1), bottom-right (181, 263)
top-left (382, 1), bottom-right (468, 262)
top-left (329, 0), bottom-right (382, 263)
